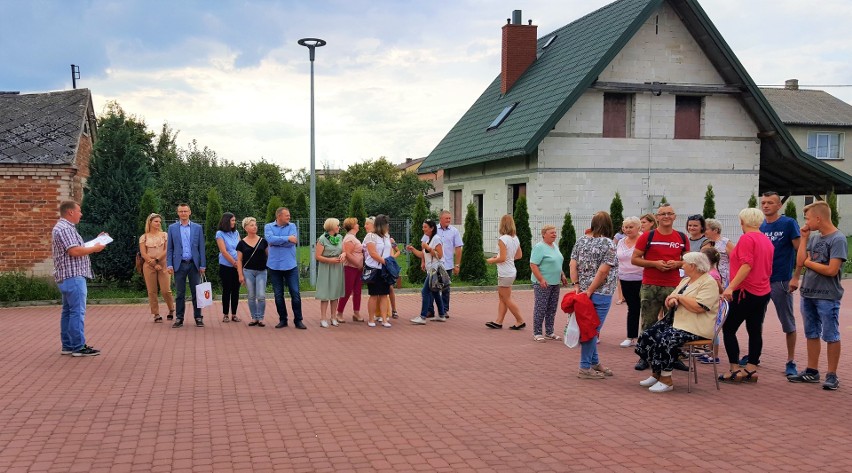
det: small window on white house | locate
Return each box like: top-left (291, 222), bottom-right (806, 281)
top-left (487, 102), bottom-right (519, 131)
top-left (807, 132), bottom-right (844, 160)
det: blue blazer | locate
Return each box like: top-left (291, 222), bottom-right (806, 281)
top-left (166, 221), bottom-right (206, 270)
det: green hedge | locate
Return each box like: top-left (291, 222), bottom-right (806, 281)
top-left (0, 273), bottom-right (61, 302)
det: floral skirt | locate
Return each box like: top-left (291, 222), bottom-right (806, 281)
top-left (635, 320), bottom-right (702, 373)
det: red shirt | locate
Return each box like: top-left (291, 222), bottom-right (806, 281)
top-left (729, 231), bottom-right (774, 296)
top-left (635, 230), bottom-right (686, 287)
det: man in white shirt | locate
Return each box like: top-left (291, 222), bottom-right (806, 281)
top-left (429, 210), bottom-right (463, 318)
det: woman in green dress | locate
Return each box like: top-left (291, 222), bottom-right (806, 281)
top-left (316, 218), bottom-right (346, 328)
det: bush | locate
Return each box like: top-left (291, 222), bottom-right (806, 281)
top-left (784, 199), bottom-right (797, 219)
top-left (514, 196), bottom-right (532, 280)
top-left (205, 187), bottom-right (222, 285)
top-left (748, 194), bottom-right (757, 208)
top-left (703, 184), bottom-right (716, 218)
top-left (610, 192), bottom-right (624, 234)
top-left (459, 202), bottom-right (487, 281)
top-left (0, 273), bottom-right (60, 302)
top-left (559, 211), bottom-right (577, 277)
top-left (827, 189), bottom-right (840, 227)
top-left (407, 194), bottom-right (428, 284)
top-left (348, 190), bottom-right (368, 241)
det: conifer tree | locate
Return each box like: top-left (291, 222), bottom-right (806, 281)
top-left (660, 196), bottom-right (668, 205)
top-left (610, 192), bottom-right (624, 234)
top-left (514, 196), bottom-right (532, 280)
top-left (205, 188), bottom-right (222, 285)
top-left (459, 202), bottom-right (487, 281)
top-left (137, 188), bottom-right (160, 237)
top-left (264, 196), bottom-right (283, 236)
top-left (748, 194), bottom-right (757, 208)
top-left (703, 184), bottom-right (716, 218)
top-left (559, 211), bottom-right (577, 276)
top-left (254, 175), bottom-right (271, 217)
top-left (784, 199), bottom-right (798, 220)
top-left (827, 189), bottom-right (840, 227)
top-left (407, 194), bottom-right (429, 284)
top-left (348, 190), bottom-right (368, 240)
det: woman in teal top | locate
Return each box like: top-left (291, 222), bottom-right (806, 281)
top-left (529, 225), bottom-right (569, 340)
top-left (315, 218), bottom-right (345, 328)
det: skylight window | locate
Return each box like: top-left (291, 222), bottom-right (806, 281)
top-left (487, 102), bottom-right (519, 131)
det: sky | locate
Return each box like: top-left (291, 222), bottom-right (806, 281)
top-left (2, 0), bottom-right (851, 171)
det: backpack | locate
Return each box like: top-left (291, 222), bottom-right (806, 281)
top-left (644, 230), bottom-right (688, 255)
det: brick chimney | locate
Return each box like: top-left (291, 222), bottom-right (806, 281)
top-left (501, 10), bottom-right (538, 95)
top-left (785, 79), bottom-right (799, 90)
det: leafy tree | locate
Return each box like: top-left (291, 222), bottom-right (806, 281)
top-left (559, 211), bottom-right (577, 277)
top-left (254, 175), bottom-right (272, 217)
top-left (514, 196), bottom-right (532, 280)
top-left (151, 122), bottom-right (179, 178)
top-left (137, 188), bottom-right (160, 237)
top-left (205, 188), bottom-right (222, 285)
top-left (293, 192), bottom-right (309, 222)
top-left (827, 189), bottom-right (840, 227)
top-left (407, 194), bottom-right (429, 284)
top-left (703, 184), bottom-right (716, 218)
top-left (748, 194), bottom-right (757, 208)
top-left (610, 192), bottom-right (624, 234)
top-left (784, 199), bottom-right (798, 220)
top-left (80, 102), bottom-right (154, 281)
top-left (266, 196), bottom-right (283, 227)
top-left (348, 190), bottom-right (367, 240)
top-left (459, 202), bottom-right (487, 281)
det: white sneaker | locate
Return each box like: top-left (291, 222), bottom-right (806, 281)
top-left (411, 316), bottom-right (427, 325)
top-left (367, 322), bottom-right (376, 327)
top-left (639, 376), bottom-right (658, 387)
top-left (434, 315), bottom-right (447, 322)
top-left (382, 322), bottom-right (392, 328)
top-left (376, 317), bottom-right (383, 323)
top-left (320, 320), bottom-right (329, 328)
top-left (649, 381), bottom-right (673, 393)
top-left (620, 339), bottom-right (633, 348)
top-left (331, 319), bottom-right (339, 327)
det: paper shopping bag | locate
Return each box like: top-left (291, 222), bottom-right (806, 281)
top-left (195, 278), bottom-right (213, 309)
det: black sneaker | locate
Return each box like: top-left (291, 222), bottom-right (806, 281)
top-left (823, 373), bottom-right (840, 390)
top-left (72, 346), bottom-right (100, 357)
top-left (635, 359), bottom-right (650, 371)
top-left (788, 369), bottom-right (820, 383)
top-left (172, 320), bottom-right (184, 328)
top-left (195, 318), bottom-right (204, 327)
top-left (672, 360), bottom-right (689, 371)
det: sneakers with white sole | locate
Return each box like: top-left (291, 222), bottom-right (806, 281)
top-left (411, 316), bottom-right (427, 325)
top-left (648, 381), bottom-right (673, 393)
top-left (382, 322), bottom-right (392, 328)
top-left (577, 368), bottom-right (605, 379)
top-left (620, 339), bottom-right (634, 348)
top-left (320, 320), bottom-right (329, 328)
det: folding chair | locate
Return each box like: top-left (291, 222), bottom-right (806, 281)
top-left (683, 299), bottom-right (729, 393)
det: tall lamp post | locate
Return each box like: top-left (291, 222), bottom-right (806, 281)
top-left (298, 37), bottom-right (326, 286)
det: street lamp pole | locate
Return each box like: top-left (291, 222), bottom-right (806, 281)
top-left (298, 37), bottom-right (326, 287)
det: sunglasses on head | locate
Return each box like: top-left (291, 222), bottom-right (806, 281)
top-left (687, 214), bottom-right (702, 220)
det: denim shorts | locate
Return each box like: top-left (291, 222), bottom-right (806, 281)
top-left (801, 297), bottom-right (841, 342)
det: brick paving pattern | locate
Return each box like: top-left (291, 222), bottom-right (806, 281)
top-left (1, 284), bottom-right (851, 472)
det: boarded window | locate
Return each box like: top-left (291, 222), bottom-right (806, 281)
top-left (674, 96), bottom-right (702, 139)
top-left (451, 190), bottom-right (463, 223)
top-left (603, 93), bottom-right (630, 138)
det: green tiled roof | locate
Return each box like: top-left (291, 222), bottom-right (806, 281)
top-left (420, 0), bottom-right (660, 172)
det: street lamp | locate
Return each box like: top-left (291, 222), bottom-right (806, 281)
top-left (298, 37), bottom-right (326, 286)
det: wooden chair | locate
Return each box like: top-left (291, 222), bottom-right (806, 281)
top-left (682, 300), bottom-right (729, 393)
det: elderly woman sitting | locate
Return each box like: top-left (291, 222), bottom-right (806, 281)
top-left (634, 252), bottom-right (720, 393)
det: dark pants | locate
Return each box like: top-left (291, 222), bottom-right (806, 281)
top-left (621, 279), bottom-right (642, 338)
top-left (268, 267), bottom-right (302, 324)
top-left (722, 289), bottom-right (771, 365)
top-left (174, 260), bottom-right (201, 321)
top-left (219, 265), bottom-right (240, 315)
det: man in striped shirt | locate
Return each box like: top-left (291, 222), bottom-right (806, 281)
top-left (52, 201), bottom-right (106, 357)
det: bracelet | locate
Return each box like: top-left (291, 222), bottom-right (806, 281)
top-left (572, 282), bottom-right (579, 286)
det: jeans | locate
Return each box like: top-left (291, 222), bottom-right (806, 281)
top-left (580, 293), bottom-right (613, 369)
top-left (421, 278), bottom-right (445, 317)
top-left (243, 268), bottom-right (267, 320)
top-left (59, 276), bottom-right (87, 351)
top-left (174, 260), bottom-right (202, 321)
top-left (268, 267), bottom-right (302, 323)
top-left (801, 297), bottom-right (841, 342)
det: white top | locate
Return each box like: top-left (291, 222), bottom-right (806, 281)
top-left (423, 235), bottom-right (443, 271)
top-left (363, 233), bottom-right (391, 269)
top-left (616, 236), bottom-right (643, 281)
top-left (497, 234), bottom-right (521, 278)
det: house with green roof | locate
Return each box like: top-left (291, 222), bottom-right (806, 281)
top-left (419, 0), bottom-right (852, 229)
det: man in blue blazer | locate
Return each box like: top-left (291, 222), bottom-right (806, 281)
top-left (167, 203), bottom-right (206, 327)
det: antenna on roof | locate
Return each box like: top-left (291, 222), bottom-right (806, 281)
top-left (71, 64), bottom-right (80, 89)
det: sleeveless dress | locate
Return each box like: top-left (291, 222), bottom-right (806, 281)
top-left (315, 233), bottom-right (344, 300)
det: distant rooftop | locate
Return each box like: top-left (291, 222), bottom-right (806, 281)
top-left (760, 87), bottom-right (852, 127)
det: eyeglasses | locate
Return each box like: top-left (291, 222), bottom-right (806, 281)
top-left (656, 212), bottom-right (675, 217)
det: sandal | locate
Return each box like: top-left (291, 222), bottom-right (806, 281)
top-left (485, 322), bottom-right (502, 329)
top-left (592, 364), bottom-right (613, 376)
top-left (534, 335), bottom-right (546, 342)
top-left (257, 321), bottom-right (265, 327)
top-left (154, 316), bottom-right (163, 323)
top-left (742, 369), bottom-right (759, 383)
top-left (248, 320), bottom-right (259, 327)
top-left (544, 333), bottom-right (562, 341)
top-left (719, 369), bottom-right (743, 383)
top-left (167, 311), bottom-right (175, 320)
top-left (222, 316), bottom-right (230, 323)
top-left (353, 315), bottom-right (365, 322)
top-left (509, 323), bottom-right (526, 330)
top-left (336, 315), bottom-right (346, 323)
top-left (231, 315), bottom-right (241, 322)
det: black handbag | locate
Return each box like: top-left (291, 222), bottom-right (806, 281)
top-left (362, 266), bottom-right (381, 283)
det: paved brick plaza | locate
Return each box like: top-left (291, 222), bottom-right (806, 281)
top-left (1, 285), bottom-right (851, 472)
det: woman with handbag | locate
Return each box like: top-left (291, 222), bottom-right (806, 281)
top-left (363, 215), bottom-right (394, 328)
top-left (336, 217), bottom-right (364, 322)
top-left (485, 214), bottom-right (524, 330)
top-left (407, 219), bottom-right (446, 325)
top-left (139, 213), bottom-right (174, 322)
top-left (315, 218), bottom-right (346, 328)
top-left (236, 217), bottom-right (269, 326)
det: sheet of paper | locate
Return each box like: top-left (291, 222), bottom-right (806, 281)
top-left (84, 234), bottom-right (113, 248)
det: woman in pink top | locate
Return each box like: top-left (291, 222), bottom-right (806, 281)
top-left (720, 208), bottom-right (774, 383)
top-left (616, 217), bottom-right (644, 347)
top-left (336, 217), bottom-right (365, 322)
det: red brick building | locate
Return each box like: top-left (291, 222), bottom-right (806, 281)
top-left (0, 89), bottom-right (97, 276)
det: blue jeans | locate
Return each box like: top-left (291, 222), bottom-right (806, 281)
top-left (580, 293), bottom-right (613, 369)
top-left (174, 260), bottom-right (201, 321)
top-left (268, 267), bottom-right (302, 323)
top-left (421, 278), bottom-right (445, 317)
top-left (58, 276), bottom-right (87, 351)
top-left (244, 268), bottom-right (267, 320)
top-left (801, 297), bottom-right (841, 342)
